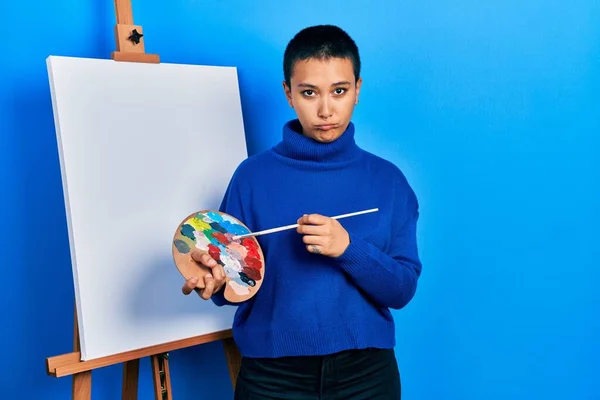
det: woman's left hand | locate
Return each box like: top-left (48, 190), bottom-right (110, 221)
top-left (296, 214), bottom-right (350, 257)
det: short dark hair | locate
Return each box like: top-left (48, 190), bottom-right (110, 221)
top-left (283, 25), bottom-right (361, 86)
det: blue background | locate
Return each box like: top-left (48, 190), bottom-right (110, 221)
top-left (1, 0), bottom-right (599, 399)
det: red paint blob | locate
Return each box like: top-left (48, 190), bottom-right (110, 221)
top-left (241, 239), bottom-right (260, 260)
top-left (242, 266), bottom-right (262, 281)
top-left (207, 244), bottom-right (221, 262)
top-left (238, 238), bottom-right (263, 282)
top-left (245, 256), bottom-right (262, 271)
top-left (242, 238), bottom-right (258, 250)
top-left (211, 232), bottom-right (229, 246)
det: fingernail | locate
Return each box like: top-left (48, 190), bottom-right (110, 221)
top-left (191, 277), bottom-right (198, 282)
top-left (206, 274), bottom-right (212, 279)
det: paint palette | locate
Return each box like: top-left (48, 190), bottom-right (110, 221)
top-left (172, 210), bottom-right (265, 303)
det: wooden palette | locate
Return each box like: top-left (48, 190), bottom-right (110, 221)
top-left (172, 210), bottom-right (265, 303)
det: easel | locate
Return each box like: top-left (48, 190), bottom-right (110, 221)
top-left (45, 1), bottom-right (242, 398)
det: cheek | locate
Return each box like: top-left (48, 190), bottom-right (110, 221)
top-left (293, 98), bottom-right (316, 115)
top-left (337, 97), bottom-right (356, 115)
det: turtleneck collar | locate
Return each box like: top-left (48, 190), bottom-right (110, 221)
top-left (272, 119), bottom-right (362, 167)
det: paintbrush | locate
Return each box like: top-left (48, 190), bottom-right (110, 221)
top-left (231, 208), bottom-right (379, 240)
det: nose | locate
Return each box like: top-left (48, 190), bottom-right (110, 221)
top-left (318, 98), bottom-right (333, 119)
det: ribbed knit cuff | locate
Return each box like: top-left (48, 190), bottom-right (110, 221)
top-left (333, 233), bottom-right (371, 275)
top-left (210, 287), bottom-right (235, 307)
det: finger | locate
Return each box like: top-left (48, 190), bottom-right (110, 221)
top-left (211, 264), bottom-right (225, 285)
top-left (296, 223), bottom-right (327, 235)
top-left (302, 235), bottom-right (324, 245)
top-left (306, 244), bottom-right (323, 255)
top-left (191, 249), bottom-right (218, 268)
top-left (182, 276), bottom-right (199, 295)
top-left (214, 266), bottom-right (226, 291)
top-left (193, 275), bottom-right (206, 289)
top-left (297, 213), bottom-right (328, 226)
top-left (190, 249), bottom-right (206, 262)
top-left (200, 274), bottom-right (215, 300)
top-left (201, 253), bottom-right (218, 267)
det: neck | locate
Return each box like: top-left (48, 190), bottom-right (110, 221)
top-left (272, 119), bottom-right (361, 166)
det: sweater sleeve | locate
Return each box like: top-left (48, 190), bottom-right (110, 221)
top-left (209, 173), bottom-right (246, 308)
top-left (332, 184), bottom-right (422, 310)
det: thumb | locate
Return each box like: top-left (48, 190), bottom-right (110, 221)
top-left (191, 249), bottom-right (206, 262)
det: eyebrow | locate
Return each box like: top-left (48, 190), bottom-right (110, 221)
top-left (296, 81), bottom-right (352, 89)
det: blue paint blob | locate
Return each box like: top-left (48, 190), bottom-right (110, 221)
top-left (180, 224), bottom-right (195, 241)
top-left (220, 220), bottom-right (250, 235)
top-left (210, 222), bottom-right (227, 234)
top-left (206, 211), bottom-right (224, 223)
top-left (239, 272), bottom-right (256, 287)
top-left (174, 239), bottom-right (191, 253)
top-left (199, 212), bottom-right (251, 236)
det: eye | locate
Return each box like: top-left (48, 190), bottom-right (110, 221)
top-left (302, 90), bottom-right (316, 97)
top-left (333, 88), bottom-right (347, 95)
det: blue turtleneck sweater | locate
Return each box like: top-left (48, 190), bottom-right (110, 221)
top-left (211, 120), bottom-right (422, 358)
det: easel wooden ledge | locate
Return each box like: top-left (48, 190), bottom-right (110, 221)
top-left (45, 1), bottom-right (242, 398)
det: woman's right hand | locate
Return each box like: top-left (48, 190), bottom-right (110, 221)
top-left (181, 250), bottom-right (226, 300)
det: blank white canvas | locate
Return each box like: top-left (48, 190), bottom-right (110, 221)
top-left (46, 55), bottom-right (245, 360)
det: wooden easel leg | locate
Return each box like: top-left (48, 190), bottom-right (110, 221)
top-left (222, 338), bottom-right (242, 389)
top-left (162, 356), bottom-right (172, 400)
top-left (73, 307), bottom-right (92, 399)
top-left (122, 359), bottom-right (139, 399)
top-left (72, 371), bottom-right (92, 399)
top-left (151, 354), bottom-right (172, 400)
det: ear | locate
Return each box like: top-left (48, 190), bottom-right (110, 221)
top-left (354, 77), bottom-right (363, 105)
top-left (282, 81), bottom-right (294, 108)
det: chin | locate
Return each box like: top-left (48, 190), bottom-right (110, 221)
top-left (313, 130), bottom-right (342, 143)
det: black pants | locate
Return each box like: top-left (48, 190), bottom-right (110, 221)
top-left (234, 348), bottom-right (401, 400)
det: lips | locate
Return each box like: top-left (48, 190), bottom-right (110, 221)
top-left (314, 124), bottom-right (338, 131)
